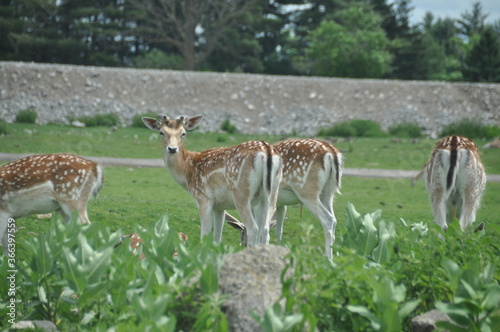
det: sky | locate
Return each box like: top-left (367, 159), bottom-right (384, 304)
top-left (409, 0), bottom-right (500, 25)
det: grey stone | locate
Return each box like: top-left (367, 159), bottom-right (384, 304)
top-left (218, 245), bottom-right (292, 332)
top-left (10, 320), bottom-right (58, 331)
top-left (411, 309), bottom-right (453, 332)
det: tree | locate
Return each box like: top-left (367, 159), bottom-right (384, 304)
top-left (305, 4), bottom-right (392, 78)
top-left (458, 1), bottom-right (488, 38)
top-left (462, 26), bottom-right (500, 82)
top-left (135, 0), bottom-right (264, 71)
top-left (0, 0), bottom-right (146, 66)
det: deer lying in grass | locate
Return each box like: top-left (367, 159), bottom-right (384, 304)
top-left (424, 135), bottom-right (486, 232)
top-left (227, 138), bottom-right (343, 260)
top-left (1, 153), bottom-right (103, 255)
top-left (142, 114), bottom-right (282, 246)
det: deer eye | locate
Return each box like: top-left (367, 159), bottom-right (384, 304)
top-left (181, 131), bottom-right (186, 138)
top-left (159, 131), bottom-right (165, 137)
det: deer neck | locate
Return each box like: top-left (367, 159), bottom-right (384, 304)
top-left (163, 146), bottom-right (198, 191)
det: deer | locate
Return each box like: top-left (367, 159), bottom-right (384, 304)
top-left (142, 114), bottom-right (282, 247)
top-left (1, 153), bottom-right (103, 256)
top-left (424, 135), bottom-right (486, 233)
top-left (226, 138), bottom-right (343, 260)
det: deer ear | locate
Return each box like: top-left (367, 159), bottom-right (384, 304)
top-left (142, 117), bottom-right (161, 131)
top-left (184, 115), bottom-right (204, 130)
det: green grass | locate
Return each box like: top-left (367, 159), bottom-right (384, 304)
top-left (1, 123), bottom-right (500, 260)
top-left (2, 123), bottom-right (500, 173)
top-left (2, 123), bottom-right (500, 331)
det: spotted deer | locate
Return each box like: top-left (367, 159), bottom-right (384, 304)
top-left (1, 153), bottom-right (103, 255)
top-left (142, 114), bottom-right (282, 246)
top-left (425, 135), bottom-right (486, 232)
top-left (227, 138), bottom-right (343, 260)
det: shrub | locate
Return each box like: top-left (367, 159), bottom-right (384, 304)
top-left (388, 122), bottom-right (423, 138)
top-left (483, 125), bottom-right (500, 138)
top-left (134, 49), bottom-right (184, 70)
top-left (318, 119), bottom-right (387, 137)
top-left (349, 119), bottom-right (387, 137)
top-left (131, 113), bottom-right (157, 128)
top-left (15, 108), bottom-right (37, 123)
top-left (78, 113), bottom-right (119, 127)
top-left (0, 215), bottom-right (229, 331)
top-left (0, 119), bottom-right (8, 135)
top-left (221, 118), bottom-right (237, 134)
top-left (440, 118), bottom-right (500, 139)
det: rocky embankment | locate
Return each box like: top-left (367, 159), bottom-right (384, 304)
top-left (1, 61), bottom-right (499, 137)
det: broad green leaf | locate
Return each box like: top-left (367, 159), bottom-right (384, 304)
top-left (81, 311), bottom-right (96, 325)
top-left (346, 305), bottom-right (381, 330)
top-left (155, 215), bottom-right (170, 238)
top-left (62, 246), bottom-right (86, 292)
top-left (86, 247), bottom-right (113, 285)
top-left (480, 264), bottom-right (495, 284)
top-left (482, 284), bottom-right (500, 310)
top-left (36, 235), bottom-right (52, 276)
top-left (283, 313), bottom-right (304, 330)
top-left (381, 303), bottom-right (401, 332)
top-left (37, 285), bottom-right (47, 303)
top-left (399, 300), bottom-right (420, 319)
top-left (372, 221), bottom-right (395, 264)
top-left (460, 279), bottom-right (477, 301)
top-left (355, 214), bottom-right (379, 256)
top-left (200, 263), bottom-right (219, 294)
top-left (435, 302), bottom-right (474, 327)
top-left (345, 202), bottom-right (363, 241)
top-left (76, 233), bottom-right (93, 266)
top-left (436, 321), bottom-right (469, 332)
top-left (77, 282), bottom-right (110, 308)
top-left (442, 259), bottom-right (462, 290)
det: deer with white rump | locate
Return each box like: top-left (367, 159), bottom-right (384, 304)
top-left (142, 114), bottom-right (282, 246)
top-left (425, 135), bottom-right (486, 232)
top-left (227, 138), bottom-right (343, 260)
top-left (0, 153), bottom-right (103, 255)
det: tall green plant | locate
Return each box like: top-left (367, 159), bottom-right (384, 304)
top-left (347, 277), bottom-right (420, 332)
top-left (5, 214), bottom-right (229, 330)
top-left (436, 260), bottom-right (500, 331)
top-left (342, 202), bottom-right (396, 264)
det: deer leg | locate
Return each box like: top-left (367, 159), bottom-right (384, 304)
top-left (253, 199), bottom-right (271, 245)
top-left (320, 189), bottom-right (337, 258)
top-left (234, 201), bottom-right (259, 247)
top-left (198, 201), bottom-right (214, 239)
top-left (59, 201), bottom-right (91, 224)
top-left (298, 194), bottom-right (335, 260)
top-left (431, 192), bottom-right (448, 232)
top-left (458, 189), bottom-right (478, 232)
top-left (275, 205), bottom-right (287, 244)
top-left (213, 210), bottom-right (225, 244)
top-left (0, 211), bottom-right (11, 256)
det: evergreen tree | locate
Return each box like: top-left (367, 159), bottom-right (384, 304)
top-left (462, 26), bottom-right (500, 82)
top-left (458, 1), bottom-right (488, 38)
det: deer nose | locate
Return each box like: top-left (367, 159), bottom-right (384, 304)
top-left (167, 146), bottom-right (178, 154)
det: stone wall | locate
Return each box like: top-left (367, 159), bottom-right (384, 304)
top-left (1, 61), bottom-right (499, 137)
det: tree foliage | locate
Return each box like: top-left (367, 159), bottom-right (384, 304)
top-left (0, 0), bottom-right (498, 81)
top-left (306, 4), bottom-right (392, 78)
top-left (462, 26), bottom-right (500, 82)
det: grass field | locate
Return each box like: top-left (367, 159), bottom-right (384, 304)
top-left (2, 123), bottom-right (500, 261)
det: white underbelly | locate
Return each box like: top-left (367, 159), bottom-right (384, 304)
top-left (6, 182), bottom-right (60, 218)
top-left (277, 187), bottom-right (300, 206)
